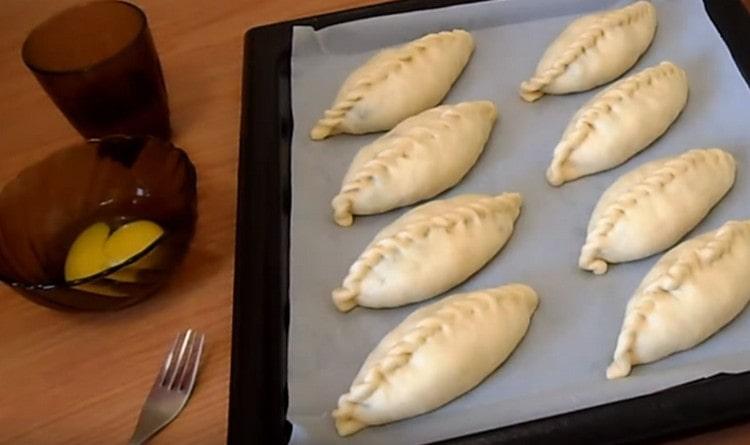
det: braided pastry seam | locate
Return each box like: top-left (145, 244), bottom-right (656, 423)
top-left (519, 1), bottom-right (653, 102)
top-left (333, 284), bottom-right (533, 431)
top-left (607, 221), bottom-right (750, 378)
top-left (649, 220), bottom-right (750, 292)
top-left (311, 30), bottom-right (470, 139)
top-left (332, 105), bottom-right (476, 226)
top-left (332, 193), bottom-right (522, 311)
top-left (546, 62), bottom-right (684, 186)
top-left (579, 149), bottom-right (732, 274)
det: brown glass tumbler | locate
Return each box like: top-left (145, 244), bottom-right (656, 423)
top-left (22, 1), bottom-right (171, 139)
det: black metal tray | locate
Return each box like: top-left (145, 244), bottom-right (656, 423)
top-left (229, 1), bottom-right (750, 443)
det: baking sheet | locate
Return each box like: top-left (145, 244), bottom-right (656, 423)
top-left (287, 0), bottom-right (750, 443)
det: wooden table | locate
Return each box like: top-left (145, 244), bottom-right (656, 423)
top-left (0, 1), bottom-right (747, 443)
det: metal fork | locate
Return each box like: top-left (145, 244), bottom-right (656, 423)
top-left (128, 329), bottom-right (206, 445)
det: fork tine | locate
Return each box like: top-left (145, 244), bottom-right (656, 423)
top-left (157, 330), bottom-right (186, 386)
top-left (166, 329), bottom-right (196, 389)
top-left (179, 333), bottom-right (205, 392)
top-left (173, 332), bottom-right (199, 391)
top-left (164, 329), bottom-right (193, 388)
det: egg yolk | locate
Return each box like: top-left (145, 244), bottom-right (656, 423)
top-left (64, 220), bottom-right (164, 282)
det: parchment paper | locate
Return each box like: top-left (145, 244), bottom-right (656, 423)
top-left (287, 0), bottom-right (750, 443)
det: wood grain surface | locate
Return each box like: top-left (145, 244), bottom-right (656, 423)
top-left (0, 1), bottom-right (747, 444)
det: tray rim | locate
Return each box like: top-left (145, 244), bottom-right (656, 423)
top-left (230, 0), bottom-right (750, 443)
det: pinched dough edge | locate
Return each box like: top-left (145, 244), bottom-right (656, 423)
top-left (519, 1), bottom-right (655, 102)
top-left (606, 220), bottom-right (750, 379)
top-left (332, 193), bottom-right (522, 312)
top-left (332, 105), bottom-right (486, 227)
top-left (648, 220), bottom-right (750, 292)
top-left (333, 284), bottom-right (535, 436)
top-left (310, 29), bottom-right (472, 140)
top-left (579, 149), bottom-right (734, 275)
top-left (546, 61), bottom-right (685, 186)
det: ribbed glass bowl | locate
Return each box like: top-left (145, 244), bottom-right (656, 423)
top-left (0, 135), bottom-right (197, 310)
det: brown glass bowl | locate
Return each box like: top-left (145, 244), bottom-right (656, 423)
top-left (0, 136), bottom-right (196, 310)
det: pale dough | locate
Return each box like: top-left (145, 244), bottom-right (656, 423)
top-left (332, 101), bottom-right (498, 226)
top-left (311, 29), bottom-right (474, 139)
top-left (608, 220), bottom-right (750, 379)
top-left (333, 283), bottom-right (538, 435)
top-left (580, 148), bottom-right (736, 274)
top-left (333, 193), bottom-right (522, 311)
top-left (547, 61), bottom-right (688, 186)
top-left (520, 1), bottom-right (657, 102)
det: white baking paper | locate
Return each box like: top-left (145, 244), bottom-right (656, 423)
top-left (286, 0), bottom-right (750, 443)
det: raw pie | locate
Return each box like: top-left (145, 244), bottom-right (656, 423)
top-left (547, 61), bottom-right (688, 186)
top-left (608, 220), bottom-right (750, 379)
top-left (333, 193), bottom-right (522, 311)
top-left (311, 29), bottom-right (474, 139)
top-left (520, 1), bottom-right (657, 102)
top-left (332, 101), bottom-right (498, 226)
top-left (333, 284), bottom-right (538, 435)
top-left (580, 148), bottom-right (736, 274)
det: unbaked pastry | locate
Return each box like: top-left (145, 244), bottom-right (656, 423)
top-left (310, 29), bottom-right (474, 139)
top-left (520, 1), bottom-right (657, 102)
top-left (547, 61), bottom-right (688, 186)
top-left (332, 101), bottom-right (498, 226)
top-left (333, 283), bottom-right (538, 435)
top-left (333, 193), bottom-right (522, 312)
top-left (607, 220), bottom-right (750, 379)
top-left (580, 148), bottom-right (735, 274)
